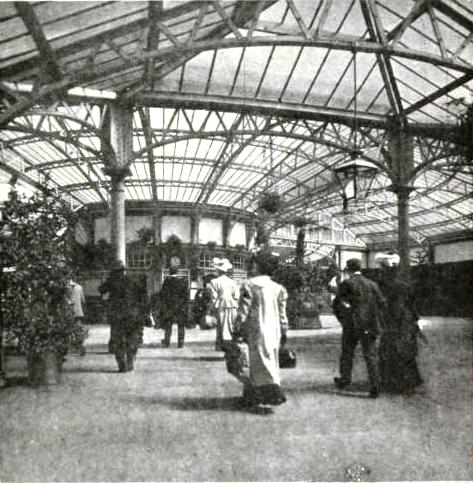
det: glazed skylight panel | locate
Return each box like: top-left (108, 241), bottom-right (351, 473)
top-left (227, 46), bottom-right (273, 98)
top-left (0, 16), bottom-right (34, 66)
top-left (256, 46), bottom-right (305, 101)
top-left (39, 2), bottom-right (148, 47)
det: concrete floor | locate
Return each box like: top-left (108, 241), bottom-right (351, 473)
top-left (1, 316), bottom-right (472, 482)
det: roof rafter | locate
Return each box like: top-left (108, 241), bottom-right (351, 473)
top-left (138, 107), bottom-right (158, 201)
top-left (211, 1), bottom-right (243, 41)
top-left (433, 0), bottom-right (473, 34)
top-left (142, 1), bottom-right (162, 89)
top-left (360, 0), bottom-right (405, 124)
top-left (0, 1), bottom-right (204, 80)
top-left (404, 73), bottom-right (473, 115)
top-left (14, 2), bottom-right (63, 84)
top-left (387, 0), bottom-right (427, 43)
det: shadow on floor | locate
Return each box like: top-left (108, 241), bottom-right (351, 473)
top-left (284, 380), bottom-right (372, 398)
top-left (166, 396), bottom-right (243, 412)
top-left (63, 367), bottom-right (118, 374)
top-left (2, 376), bottom-right (30, 388)
top-left (118, 394), bottom-right (244, 412)
top-left (138, 355), bottom-right (224, 362)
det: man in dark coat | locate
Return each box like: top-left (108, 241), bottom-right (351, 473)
top-left (99, 260), bottom-right (145, 372)
top-left (159, 267), bottom-right (188, 348)
top-left (334, 258), bottom-right (387, 398)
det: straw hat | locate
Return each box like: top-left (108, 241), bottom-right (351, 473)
top-left (213, 257), bottom-right (233, 272)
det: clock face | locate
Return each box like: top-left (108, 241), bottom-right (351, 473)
top-left (170, 256), bottom-right (181, 267)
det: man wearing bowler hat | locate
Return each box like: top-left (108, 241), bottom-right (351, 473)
top-left (159, 266), bottom-right (188, 348)
top-left (99, 260), bottom-right (145, 372)
top-left (334, 258), bottom-right (386, 398)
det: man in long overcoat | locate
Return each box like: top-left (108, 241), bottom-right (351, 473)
top-left (335, 258), bottom-right (387, 398)
top-left (99, 260), bottom-right (144, 372)
top-left (159, 267), bottom-right (188, 348)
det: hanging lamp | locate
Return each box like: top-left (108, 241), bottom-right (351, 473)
top-left (334, 42), bottom-right (378, 212)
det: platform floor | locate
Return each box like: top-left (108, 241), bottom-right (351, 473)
top-left (1, 316), bottom-right (472, 482)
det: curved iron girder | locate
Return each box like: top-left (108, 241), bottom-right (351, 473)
top-left (134, 91), bottom-right (464, 141)
top-left (63, 178), bottom-right (248, 196)
top-left (131, 128), bottom-right (389, 173)
top-left (4, 124), bottom-right (103, 158)
top-left (127, 34), bottom-right (473, 80)
top-left (2, 31), bottom-right (470, 129)
top-left (21, 108), bottom-right (107, 139)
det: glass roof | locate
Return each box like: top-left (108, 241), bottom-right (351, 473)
top-left (0, 0), bottom-right (472, 245)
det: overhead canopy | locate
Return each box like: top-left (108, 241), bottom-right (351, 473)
top-left (0, 0), bottom-right (472, 245)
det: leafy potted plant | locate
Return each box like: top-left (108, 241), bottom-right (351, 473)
top-left (257, 191), bottom-right (283, 215)
top-left (135, 226), bottom-right (154, 246)
top-left (1, 191), bottom-right (81, 385)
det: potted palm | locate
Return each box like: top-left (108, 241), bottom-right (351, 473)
top-left (1, 190), bottom-right (81, 385)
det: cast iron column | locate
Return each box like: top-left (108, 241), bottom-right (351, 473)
top-left (103, 102), bottom-right (133, 264)
top-left (191, 209), bottom-right (202, 246)
top-left (109, 170), bottom-right (128, 263)
top-left (395, 186), bottom-right (413, 273)
top-left (388, 122), bottom-right (415, 273)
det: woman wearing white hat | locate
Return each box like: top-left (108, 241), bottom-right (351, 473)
top-left (208, 258), bottom-right (239, 351)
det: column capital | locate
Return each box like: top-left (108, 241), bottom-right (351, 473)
top-left (102, 166), bottom-right (131, 182)
top-left (387, 184), bottom-right (415, 196)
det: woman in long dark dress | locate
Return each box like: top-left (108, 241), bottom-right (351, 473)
top-left (377, 254), bottom-right (423, 393)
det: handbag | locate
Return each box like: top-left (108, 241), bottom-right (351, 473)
top-left (279, 345), bottom-right (297, 369)
top-left (225, 339), bottom-right (250, 381)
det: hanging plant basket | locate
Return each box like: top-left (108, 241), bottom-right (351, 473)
top-left (257, 192), bottom-right (283, 215)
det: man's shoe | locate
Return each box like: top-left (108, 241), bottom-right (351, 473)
top-left (369, 388), bottom-right (380, 399)
top-left (247, 404), bottom-right (274, 415)
top-left (334, 377), bottom-right (350, 389)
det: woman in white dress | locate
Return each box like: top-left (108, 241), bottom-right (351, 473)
top-left (208, 258), bottom-right (239, 351)
top-left (235, 252), bottom-right (288, 412)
